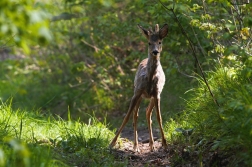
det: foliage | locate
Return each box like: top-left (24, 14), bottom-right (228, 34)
top-left (0, 0), bottom-right (194, 120)
top-left (0, 0), bottom-right (52, 54)
top-left (163, 1), bottom-right (252, 165)
top-left (0, 100), bottom-right (125, 167)
top-left (0, 0), bottom-right (252, 165)
top-left (168, 67), bottom-right (252, 166)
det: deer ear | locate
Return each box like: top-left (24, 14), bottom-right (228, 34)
top-left (159, 24), bottom-right (168, 39)
top-left (138, 24), bottom-right (149, 39)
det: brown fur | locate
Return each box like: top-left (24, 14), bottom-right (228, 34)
top-left (109, 24), bottom-right (168, 152)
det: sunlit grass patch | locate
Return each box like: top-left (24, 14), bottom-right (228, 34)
top-left (0, 100), bottom-right (126, 167)
top-left (164, 67), bottom-right (252, 166)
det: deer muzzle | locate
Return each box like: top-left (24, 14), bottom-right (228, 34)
top-left (152, 50), bottom-right (159, 56)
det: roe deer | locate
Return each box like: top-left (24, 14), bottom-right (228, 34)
top-left (109, 24), bottom-right (168, 152)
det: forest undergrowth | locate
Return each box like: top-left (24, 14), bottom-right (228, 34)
top-left (0, 0), bottom-right (252, 166)
top-left (1, 64), bottom-right (252, 166)
top-left (0, 100), bottom-right (127, 167)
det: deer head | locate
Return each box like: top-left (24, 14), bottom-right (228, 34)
top-left (138, 24), bottom-right (168, 57)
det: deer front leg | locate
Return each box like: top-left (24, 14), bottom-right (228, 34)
top-left (146, 99), bottom-right (155, 151)
top-left (109, 94), bottom-right (141, 148)
top-left (154, 97), bottom-right (167, 149)
top-left (133, 97), bottom-right (142, 152)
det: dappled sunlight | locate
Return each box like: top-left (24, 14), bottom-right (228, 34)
top-left (0, 0), bottom-right (252, 166)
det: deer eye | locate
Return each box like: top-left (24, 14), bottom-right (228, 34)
top-left (148, 42), bottom-right (151, 46)
top-left (159, 42), bottom-right (162, 44)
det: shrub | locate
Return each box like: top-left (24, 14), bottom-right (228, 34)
top-left (168, 66), bottom-right (252, 165)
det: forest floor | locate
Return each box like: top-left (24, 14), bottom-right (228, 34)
top-left (111, 127), bottom-right (172, 166)
top-left (110, 127), bottom-right (231, 167)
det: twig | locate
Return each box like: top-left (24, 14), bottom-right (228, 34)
top-left (173, 54), bottom-right (198, 79)
top-left (81, 39), bottom-right (100, 52)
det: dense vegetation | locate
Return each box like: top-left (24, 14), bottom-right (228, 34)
top-left (0, 0), bottom-right (251, 166)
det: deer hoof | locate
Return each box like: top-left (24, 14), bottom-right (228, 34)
top-left (162, 141), bottom-right (168, 149)
top-left (109, 143), bottom-right (114, 148)
top-left (109, 139), bottom-right (117, 148)
top-left (149, 143), bottom-right (156, 152)
top-left (133, 145), bottom-right (140, 152)
top-left (150, 147), bottom-right (156, 152)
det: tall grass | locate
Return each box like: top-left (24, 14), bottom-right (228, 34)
top-left (165, 66), bottom-right (252, 166)
top-left (0, 100), bottom-right (126, 167)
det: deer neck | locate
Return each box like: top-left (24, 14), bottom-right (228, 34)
top-left (147, 54), bottom-right (160, 81)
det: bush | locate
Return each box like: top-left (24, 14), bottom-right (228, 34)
top-left (167, 66), bottom-right (252, 165)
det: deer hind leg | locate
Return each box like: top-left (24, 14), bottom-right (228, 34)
top-left (133, 97), bottom-right (142, 152)
top-left (146, 98), bottom-right (155, 151)
top-left (109, 93), bottom-right (141, 148)
top-left (154, 97), bottom-right (167, 149)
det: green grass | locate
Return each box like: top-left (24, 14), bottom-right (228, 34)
top-left (164, 66), bottom-right (252, 166)
top-left (0, 99), bottom-right (127, 167)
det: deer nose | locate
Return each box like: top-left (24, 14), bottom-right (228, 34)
top-left (152, 50), bottom-right (159, 55)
